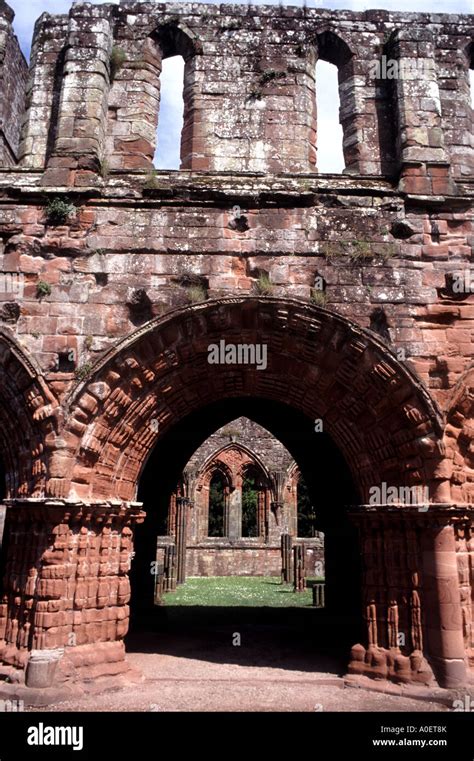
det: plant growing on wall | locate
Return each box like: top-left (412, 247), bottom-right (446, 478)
top-left (310, 288), bottom-right (327, 306)
top-left (248, 69), bottom-right (287, 101)
top-left (320, 241), bottom-right (345, 259)
top-left (186, 284), bottom-right (208, 303)
top-left (143, 169), bottom-right (159, 190)
top-left (74, 362), bottom-right (93, 381)
top-left (45, 198), bottom-right (75, 225)
top-left (36, 280), bottom-right (52, 298)
top-left (174, 271), bottom-right (209, 303)
top-left (349, 240), bottom-right (372, 261)
top-left (254, 273), bottom-right (274, 296)
top-left (259, 69), bottom-right (286, 87)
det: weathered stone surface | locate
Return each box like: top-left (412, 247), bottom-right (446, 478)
top-left (0, 0), bottom-right (472, 694)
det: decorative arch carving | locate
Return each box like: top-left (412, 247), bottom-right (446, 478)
top-left (61, 297), bottom-right (444, 505)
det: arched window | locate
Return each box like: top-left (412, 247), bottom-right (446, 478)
top-left (208, 471), bottom-right (226, 537)
top-left (297, 475), bottom-right (317, 538)
top-left (153, 55), bottom-right (185, 169)
top-left (106, 24), bottom-right (199, 171)
top-left (242, 469), bottom-right (258, 537)
top-left (315, 60), bottom-right (344, 173)
top-left (315, 30), bottom-right (397, 176)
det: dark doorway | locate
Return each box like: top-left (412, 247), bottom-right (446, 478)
top-left (130, 398), bottom-right (362, 668)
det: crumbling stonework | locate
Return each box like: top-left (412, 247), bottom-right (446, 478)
top-left (0, 1), bottom-right (472, 694)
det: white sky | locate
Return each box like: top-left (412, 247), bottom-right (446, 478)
top-left (7, 0), bottom-right (474, 172)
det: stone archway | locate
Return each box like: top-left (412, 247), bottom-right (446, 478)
top-left (2, 297), bottom-right (471, 690)
top-left (0, 328), bottom-right (57, 498)
top-left (193, 442), bottom-right (271, 542)
top-left (60, 297), bottom-right (444, 502)
top-left (0, 330), bottom-right (58, 670)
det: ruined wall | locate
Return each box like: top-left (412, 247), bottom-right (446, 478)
top-left (0, 1), bottom-right (472, 689)
top-left (5, 2), bottom-right (471, 181)
top-left (185, 542), bottom-right (323, 577)
top-left (171, 416), bottom-right (323, 576)
top-left (185, 417), bottom-right (296, 475)
top-left (0, 2), bottom-right (470, 425)
top-left (185, 423), bottom-right (295, 542)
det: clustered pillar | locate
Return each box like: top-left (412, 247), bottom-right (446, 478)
top-left (348, 507), bottom-right (470, 688)
top-left (0, 499), bottom-right (144, 685)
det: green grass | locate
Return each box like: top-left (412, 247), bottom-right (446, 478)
top-left (163, 575), bottom-right (324, 608)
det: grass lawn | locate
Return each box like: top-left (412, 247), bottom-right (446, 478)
top-left (163, 576), bottom-right (324, 608)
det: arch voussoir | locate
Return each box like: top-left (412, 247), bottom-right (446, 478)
top-left (57, 298), bottom-right (444, 505)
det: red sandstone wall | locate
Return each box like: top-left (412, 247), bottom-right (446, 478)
top-left (185, 543), bottom-right (323, 577)
top-left (0, 198), bottom-right (470, 416)
top-left (0, 1), bottom-right (472, 690)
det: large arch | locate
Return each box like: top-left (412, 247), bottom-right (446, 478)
top-left (61, 297), bottom-right (444, 505)
top-left (0, 330), bottom-right (57, 670)
top-left (3, 299), bottom-right (471, 691)
top-left (0, 327), bottom-right (56, 497)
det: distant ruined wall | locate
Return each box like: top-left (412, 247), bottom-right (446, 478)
top-left (170, 417), bottom-right (320, 577)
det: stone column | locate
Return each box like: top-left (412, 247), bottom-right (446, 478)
top-left (421, 522), bottom-right (467, 688)
top-left (348, 507), bottom-right (434, 686)
top-left (227, 486), bottom-right (242, 541)
top-left (264, 490), bottom-right (271, 543)
top-left (175, 496), bottom-right (188, 585)
top-left (348, 506), bottom-right (469, 688)
top-left (167, 492), bottom-right (177, 538)
top-left (257, 490), bottom-right (266, 539)
top-left (0, 503), bottom-right (5, 553)
top-left (0, 499), bottom-right (144, 686)
top-left (390, 28), bottom-right (456, 196)
top-left (336, 49), bottom-right (397, 175)
top-left (0, 0), bottom-right (27, 167)
top-left (105, 34), bottom-right (161, 171)
top-left (18, 13), bottom-right (69, 169)
top-left (42, 3), bottom-right (114, 187)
